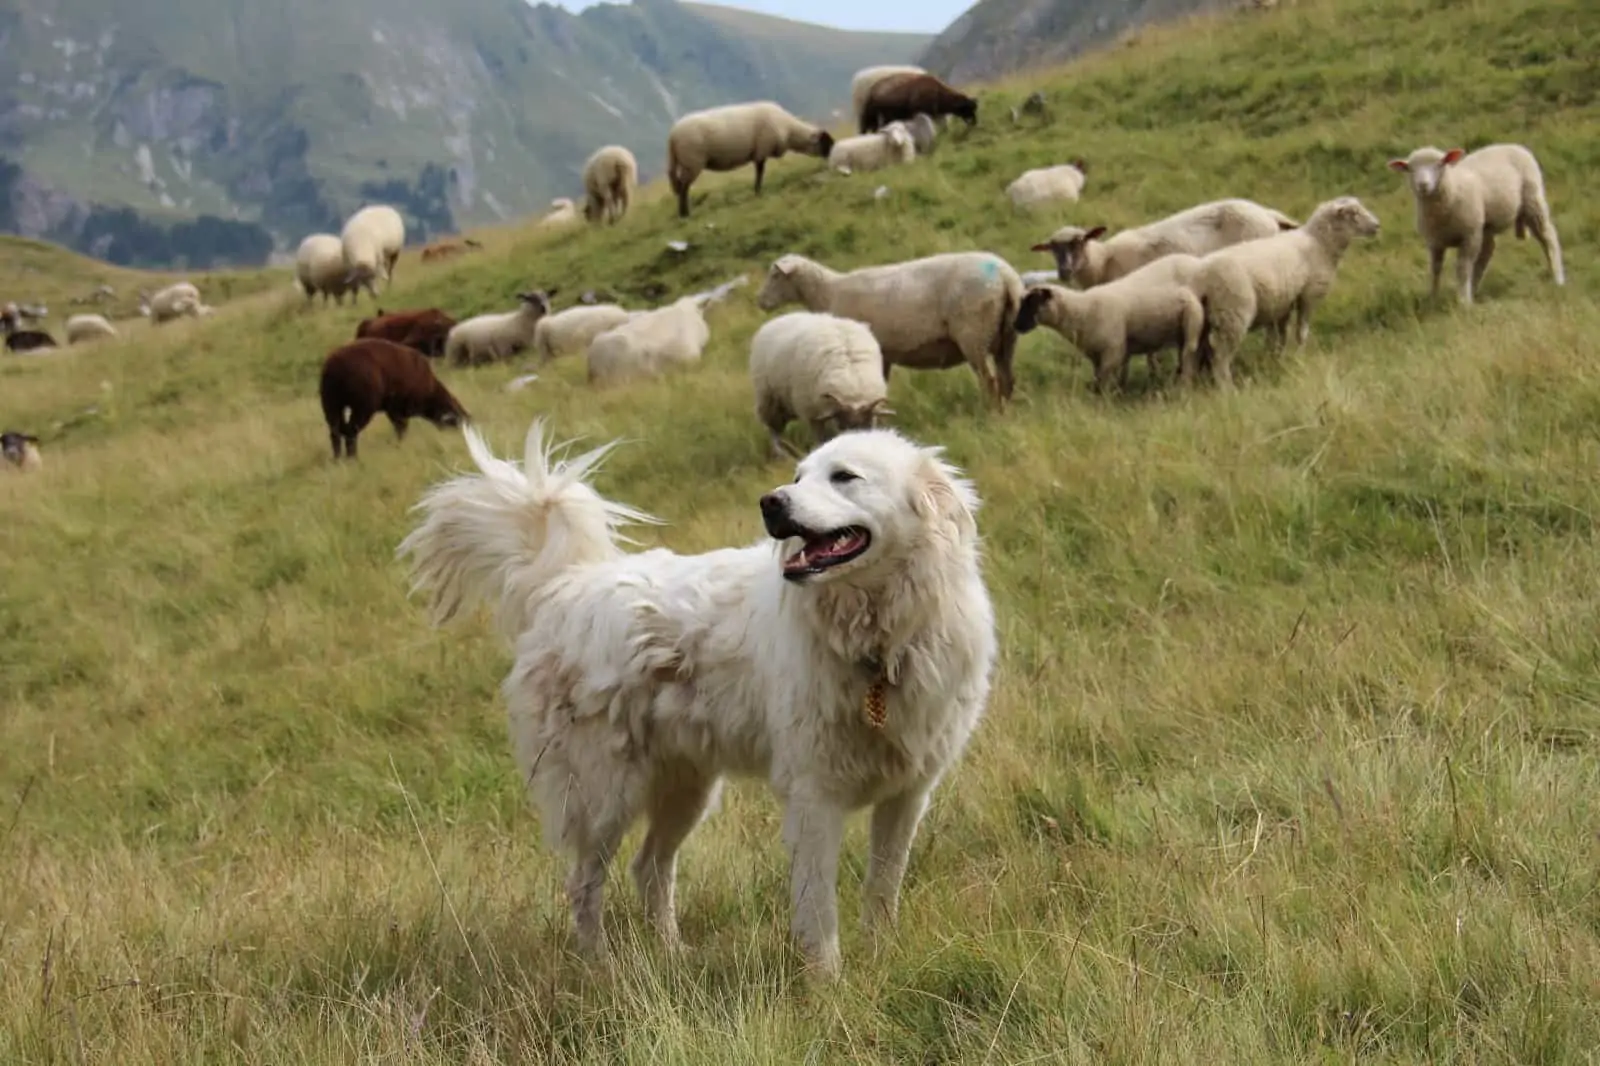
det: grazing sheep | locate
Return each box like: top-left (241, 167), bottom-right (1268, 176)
top-left (533, 304), bottom-right (636, 364)
top-left (1033, 198), bottom-right (1301, 289)
top-left (296, 233), bottom-right (355, 306)
top-left (1005, 160), bottom-right (1088, 211)
top-left (140, 282), bottom-right (212, 323)
top-left (828, 123), bottom-right (916, 175)
top-left (586, 296), bottom-right (711, 387)
top-left (65, 313), bottom-right (118, 345)
top-left (666, 101), bottom-right (835, 218)
top-left (1014, 261), bottom-right (1206, 392)
top-left (851, 65), bottom-right (926, 132)
top-left (750, 311), bottom-right (891, 458)
top-left (318, 339), bottom-right (468, 460)
top-left (757, 251), bottom-right (1024, 408)
top-left (1386, 143), bottom-right (1564, 305)
top-left (1190, 195), bottom-right (1381, 387)
top-left (860, 73), bottom-right (978, 134)
top-left (443, 290), bottom-right (556, 367)
top-left (355, 308), bottom-right (458, 358)
top-left (582, 145), bottom-right (639, 225)
top-left (1, 431), bottom-right (41, 472)
top-left (341, 204), bottom-right (406, 301)
top-left (419, 237), bottom-right (483, 263)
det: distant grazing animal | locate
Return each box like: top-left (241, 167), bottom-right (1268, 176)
top-left (419, 238), bottom-right (484, 263)
top-left (65, 313), bottom-right (119, 345)
top-left (1, 431), bottom-right (41, 471)
top-left (396, 417), bottom-right (998, 980)
top-left (355, 308), bottom-right (458, 358)
top-left (851, 65), bottom-right (925, 131)
top-left (860, 73), bottom-right (977, 134)
top-left (341, 204), bottom-right (406, 300)
top-left (1386, 143), bottom-right (1563, 305)
top-left (582, 145), bottom-right (639, 225)
top-left (666, 101), bottom-right (835, 218)
top-left (318, 339), bottom-right (468, 460)
top-left (296, 233), bottom-right (356, 306)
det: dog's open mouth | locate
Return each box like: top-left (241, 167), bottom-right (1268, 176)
top-left (782, 526), bottom-right (871, 578)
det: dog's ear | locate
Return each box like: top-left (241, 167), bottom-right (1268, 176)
top-left (910, 449), bottom-right (979, 543)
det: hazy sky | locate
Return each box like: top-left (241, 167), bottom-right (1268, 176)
top-left (554, 0), bottom-right (973, 34)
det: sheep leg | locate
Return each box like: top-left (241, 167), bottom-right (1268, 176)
top-left (1094, 347), bottom-right (1126, 394)
top-left (1427, 246), bottom-right (1445, 301)
top-left (753, 159), bottom-right (767, 194)
top-left (672, 175), bottom-right (691, 219)
top-left (1293, 298), bottom-right (1317, 348)
top-left (1455, 235), bottom-right (1481, 305)
top-left (387, 413), bottom-right (410, 441)
top-left (1524, 196), bottom-right (1565, 285)
top-left (1470, 233), bottom-right (1496, 297)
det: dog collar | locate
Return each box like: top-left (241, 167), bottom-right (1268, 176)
top-left (859, 653), bottom-right (889, 730)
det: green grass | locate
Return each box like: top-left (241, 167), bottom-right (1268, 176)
top-left (3, 0), bottom-right (1599, 1060)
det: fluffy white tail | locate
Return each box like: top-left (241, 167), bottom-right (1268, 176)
top-left (396, 419), bottom-right (658, 644)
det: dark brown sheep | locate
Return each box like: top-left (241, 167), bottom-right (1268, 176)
top-left (4, 329), bottom-right (57, 353)
top-left (319, 338), bottom-right (469, 460)
top-left (860, 73), bottom-right (978, 134)
top-left (354, 307), bottom-right (458, 359)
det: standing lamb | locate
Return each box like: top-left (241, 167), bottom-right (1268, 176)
top-left (1386, 143), bottom-right (1564, 305)
top-left (750, 311), bottom-right (890, 458)
top-left (860, 73), bottom-right (978, 134)
top-left (665, 102), bottom-right (834, 219)
top-left (851, 65), bottom-right (925, 132)
top-left (1032, 198), bottom-right (1302, 289)
top-left (341, 204), bottom-right (406, 301)
top-left (140, 282), bottom-right (212, 323)
top-left (65, 313), bottom-right (118, 345)
top-left (582, 145), bottom-right (639, 225)
top-left (443, 290), bottom-right (556, 366)
top-left (533, 304), bottom-right (636, 364)
top-left (1189, 195), bottom-right (1381, 388)
top-left (318, 339), bottom-right (468, 460)
top-left (586, 296), bottom-right (711, 387)
top-left (828, 123), bottom-right (916, 175)
top-left (757, 251), bottom-right (1025, 409)
top-left (296, 233), bottom-right (355, 306)
top-left (1, 431), bottom-right (41, 472)
top-left (1005, 160), bottom-right (1088, 211)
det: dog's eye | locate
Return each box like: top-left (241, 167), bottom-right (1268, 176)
top-left (830, 470), bottom-right (860, 485)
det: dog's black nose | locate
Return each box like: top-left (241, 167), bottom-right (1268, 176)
top-left (760, 491), bottom-right (800, 539)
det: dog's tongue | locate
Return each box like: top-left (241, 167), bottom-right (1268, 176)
top-left (783, 530), bottom-right (865, 573)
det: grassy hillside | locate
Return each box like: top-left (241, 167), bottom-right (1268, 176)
top-left (3, 0), bottom-right (1599, 1060)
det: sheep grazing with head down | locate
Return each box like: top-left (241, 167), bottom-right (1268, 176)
top-left (1, 431), bottom-right (41, 472)
top-left (860, 73), bottom-right (977, 135)
top-left (341, 204), bottom-right (406, 301)
top-left (582, 145), bottom-right (639, 225)
top-left (666, 101), bottom-right (834, 218)
top-left (851, 65), bottom-right (925, 132)
top-left (319, 339), bottom-right (468, 460)
top-left (444, 290), bottom-right (557, 366)
top-left (750, 311), bottom-right (891, 458)
top-left (296, 233), bottom-right (356, 306)
top-left (1386, 143), bottom-right (1564, 305)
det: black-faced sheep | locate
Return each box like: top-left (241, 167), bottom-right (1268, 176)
top-left (1, 431), bottom-right (41, 471)
top-left (860, 73), bottom-right (978, 134)
top-left (665, 102), bottom-right (834, 218)
top-left (318, 339), bottom-right (469, 460)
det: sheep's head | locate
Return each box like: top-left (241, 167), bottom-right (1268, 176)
top-left (1014, 287), bottom-right (1058, 334)
top-left (1313, 196), bottom-right (1382, 240)
top-left (828, 394), bottom-right (894, 433)
top-left (516, 290), bottom-right (555, 317)
top-left (1387, 146), bottom-right (1465, 198)
top-left (757, 255), bottom-right (808, 311)
top-left (954, 96), bottom-right (979, 125)
top-left (812, 129), bottom-right (836, 159)
top-left (1029, 225), bottom-right (1105, 282)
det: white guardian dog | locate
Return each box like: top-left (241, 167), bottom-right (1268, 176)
top-left (398, 419), bottom-right (997, 978)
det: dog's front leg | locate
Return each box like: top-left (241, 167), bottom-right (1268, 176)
top-left (862, 785), bottom-right (932, 935)
top-left (782, 795), bottom-right (846, 979)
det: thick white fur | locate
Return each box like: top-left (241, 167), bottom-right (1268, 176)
top-left (397, 419), bottom-right (997, 977)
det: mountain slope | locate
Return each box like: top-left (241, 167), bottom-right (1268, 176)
top-left (0, 0), bottom-right (928, 268)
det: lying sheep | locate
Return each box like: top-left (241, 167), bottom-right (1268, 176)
top-left (318, 339), bottom-right (468, 460)
top-left (751, 311), bottom-right (890, 458)
top-left (341, 204), bottom-right (406, 301)
top-left (1190, 195), bottom-right (1381, 388)
top-left (828, 123), bottom-right (916, 175)
top-left (533, 303), bottom-right (636, 364)
top-left (296, 233), bottom-right (355, 306)
top-left (65, 313), bottom-right (118, 345)
top-left (355, 308), bottom-right (457, 358)
top-left (851, 65), bottom-right (925, 132)
top-left (1014, 259), bottom-right (1205, 392)
top-left (4, 327), bottom-right (57, 352)
top-left (666, 101), bottom-right (834, 218)
top-left (1386, 143), bottom-right (1564, 305)
top-left (1, 431), bottom-right (41, 472)
top-left (757, 250), bottom-right (1025, 408)
top-left (443, 290), bottom-right (556, 366)
top-left (860, 72), bottom-right (978, 134)
top-left (1034, 198), bottom-right (1301, 289)
top-left (538, 198), bottom-right (580, 229)
top-left (582, 145), bottom-right (639, 225)
top-left (1006, 160), bottom-right (1088, 211)
top-left (140, 282), bottom-right (212, 323)
top-left (419, 238), bottom-right (483, 262)
top-left (587, 296), bottom-right (710, 387)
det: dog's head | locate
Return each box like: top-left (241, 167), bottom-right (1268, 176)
top-left (758, 429), bottom-right (979, 585)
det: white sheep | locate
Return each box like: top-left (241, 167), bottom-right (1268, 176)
top-left (1005, 160), bottom-right (1088, 211)
top-left (532, 304), bottom-right (636, 364)
top-left (537, 198), bottom-right (580, 229)
top-left (901, 113), bottom-right (940, 156)
top-left (341, 204), bottom-right (406, 301)
top-left (750, 311), bottom-right (891, 458)
top-left (582, 145), bottom-right (639, 225)
top-left (665, 101), bottom-right (834, 218)
top-left (1386, 143), bottom-right (1564, 305)
top-left (586, 296), bottom-right (710, 387)
top-left (828, 123), bottom-right (916, 175)
top-left (140, 282), bottom-right (212, 323)
top-left (65, 313), bottom-right (118, 345)
top-left (1013, 258), bottom-right (1206, 392)
top-left (1189, 195), bottom-right (1381, 388)
top-left (443, 290), bottom-right (555, 366)
top-left (1033, 198), bottom-right (1302, 289)
top-left (295, 233), bottom-right (354, 306)
top-left (850, 65), bottom-right (925, 132)
top-left (756, 250), bottom-right (1026, 409)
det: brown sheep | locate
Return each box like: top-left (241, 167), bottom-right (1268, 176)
top-left (319, 339), bottom-right (469, 460)
top-left (420, 238), bottom-right (483, 262)
top-left (4, 329), bottom-right (57, 353)
top-left (860, 73), bottom-right (978, 134)
top-left (354, 307), bottom-right (458, 358)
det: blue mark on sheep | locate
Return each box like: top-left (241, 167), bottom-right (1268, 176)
top-left (979, 258), bottom-right (1000, 282)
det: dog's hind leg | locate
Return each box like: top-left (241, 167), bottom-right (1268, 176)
top-left (862, 785), bottom-right (933, 937)
top-left (630, 770), bottom-right (722, 947)
top-left (782, 794), bottom-right (848, 979)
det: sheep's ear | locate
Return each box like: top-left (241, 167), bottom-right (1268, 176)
top-left (1029, 241), bottom-right (1056, 253)
top-left (1085, 226), bottom-right (1107, 241)
top-left (1386, 158), bottom-right (1410, 172)
top-left (545, 286), bottom-right (560, 298)
top-left (1442, 148), bottom-right (1465, 166)
top-left (1072, 158), bottom-right (1088, 172)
